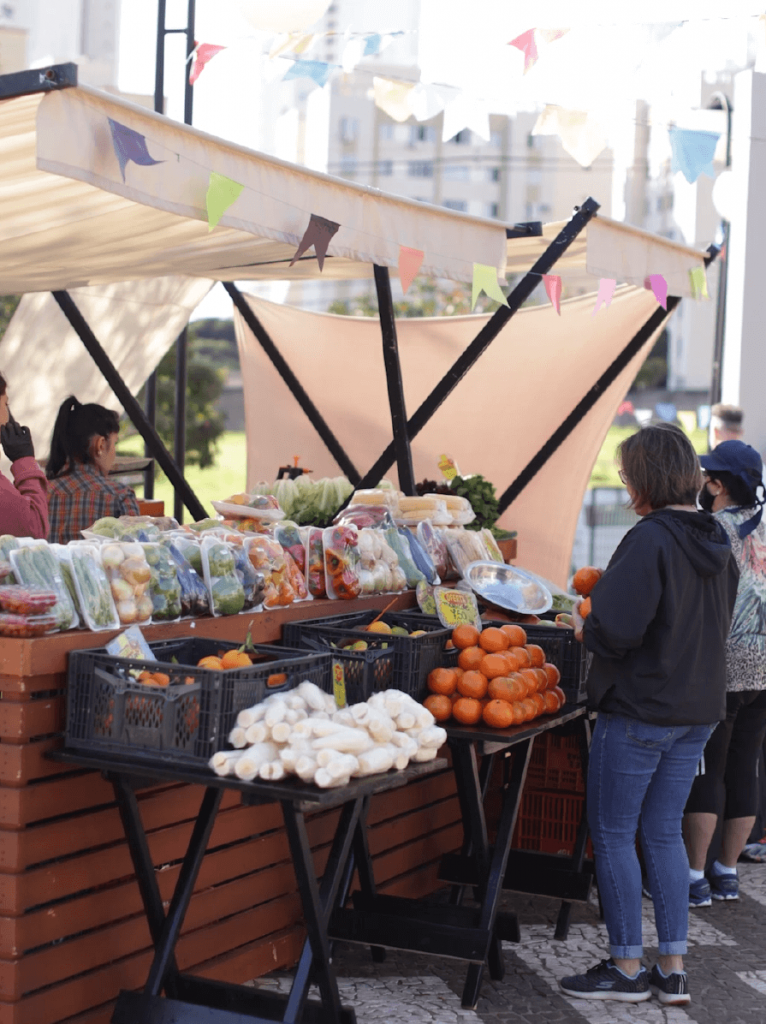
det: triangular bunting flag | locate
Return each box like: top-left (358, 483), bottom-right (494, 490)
top-left (592, 278), bottom-right (617, 316)
top-left (189, 43), bottom-right (226, 85)
top-left (107, 118), bottom-right (164, 182)
top-left (644, 274), bottom-right (668, 309)
top-left (283, 58), bottom-right (334, 87)
top-left (206, 172), bottom-right (244, 231)
top-left (341, 36), bottom-right (367, 72)
top-left (542, 274), bottom-right (562, 314)
top-left (538, 27), bottom-right (569, 44)
top-left (373, 76), bottom-right (416, 122)
top-left (398, 246), bottom-right (424, 294)
top-left (291, 214), bottom-right (340, 271)
top-left (363, 33), bottom-right (383, 56)
top-left (442, 94), bottom-right (490, 142)
top-left (471, 264), bottom-right (509, 310)
top-left (410, 81), bottom-right (449, 122)
top-left (669, 127), bottom-right (720, 184)
top-left (689, 266), bottom-right (710, 299)
top-left (532, 105), bottom-right (607, 168)
top-left (509, 29), bottom-right (538, 73)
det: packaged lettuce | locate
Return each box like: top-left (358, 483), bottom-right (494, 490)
top-left (200, 535), bottom-right (245, 617)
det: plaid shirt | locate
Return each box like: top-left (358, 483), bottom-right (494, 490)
top-left (47, 463), bottom-right (141, 544)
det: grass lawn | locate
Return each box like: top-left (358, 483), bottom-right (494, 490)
top-left (589, 416), bottom-right (708, 489)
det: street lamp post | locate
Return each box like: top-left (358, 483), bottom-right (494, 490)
top-left (708, 91), bottom-right (732, 410)
top-left (144, 0), bottom-right (196, 519)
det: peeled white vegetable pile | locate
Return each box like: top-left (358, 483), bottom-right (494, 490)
top-left (208, 681), bottom-right (446, 789)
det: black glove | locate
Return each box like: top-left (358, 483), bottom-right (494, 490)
top-left (1, 413), bottom-right (34, 462)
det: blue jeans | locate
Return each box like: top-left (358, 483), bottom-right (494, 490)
top-left (588, 713), bottom-right (715, 959)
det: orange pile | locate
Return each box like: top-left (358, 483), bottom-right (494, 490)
top-left (425, 623), bottom-right (567, 729)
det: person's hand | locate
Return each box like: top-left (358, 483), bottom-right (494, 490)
top-left (571, 600), bottom-right (586, 643)
top-left (0, 412), bottom-right (34, 462)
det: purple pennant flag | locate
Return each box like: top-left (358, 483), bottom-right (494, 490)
top-left (290, 214), bottom-right (340, 271)
top-left (108, 118), bottom-right (163, 182)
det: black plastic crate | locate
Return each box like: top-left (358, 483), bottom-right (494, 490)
top-left (282, 610), bottom-right (452, 701)
top-left (66, 638), bottom-right (331, 767)
top-left (291, 635), bottom-right (395, 705)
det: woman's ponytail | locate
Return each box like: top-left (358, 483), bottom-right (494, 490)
top-left (46, 396), bottom-right (119, 479)
top-left (46, 396), bottom-right (80, 479)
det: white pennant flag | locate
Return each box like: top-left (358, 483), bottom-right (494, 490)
top-left (442, 94), bottom-right (490, 143)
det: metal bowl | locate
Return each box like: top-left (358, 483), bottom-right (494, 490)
top-left (463, 561), bottom-right (553, 615)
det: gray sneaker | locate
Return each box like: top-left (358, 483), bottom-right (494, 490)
top-left (559, 959), bottom-right (651, 1002)
top-left (649, 964), bottom-right (690, 1005)
top-left (709, 871), bottom-right (739, 901)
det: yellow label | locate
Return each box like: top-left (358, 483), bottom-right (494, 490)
top-left (416, 580), bottom-right (437, 615)
top-left (332, 660), bottom-right (347, 708)
top-left (438, 453), bottom-right (459, 480)
top-left (434, 586), bottom-right (482, 631)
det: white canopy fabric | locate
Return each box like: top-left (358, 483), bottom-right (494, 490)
top-left (0, 275), bottom-right (213, 473)
top-left (0, 84), bottom-right (708, 296)
top-left (233, 287), bottom-right (664, 587)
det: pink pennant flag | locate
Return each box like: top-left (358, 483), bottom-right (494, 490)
top-left (509, 29), bottom-right (538, 73)
top-left (644, 274), bottom-right (668, 309)
top-left (290, 213), bottom-right (340, 271)
top-left (592, 278), bottom-right (617, 316)
top-left (542, 273), bottom-right (562, 314)
top-left (190, 43), bottom-right (226, 85)
top-left (398, 245), bottom-right (424, 294)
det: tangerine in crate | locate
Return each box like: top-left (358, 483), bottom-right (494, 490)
top-left (480, 652), bottom-right (511, 680)
top-left (452, 624), bottom-right (480, 649)
top-left (500, 624), bottom-right (527, 646)
top-left (458, 646), bottom-right (485, 672)
top-left (457, 670), bottom-right (488, 699)
top-left (478, 627), bottom-right (509, 653)
top-left (452, 696), bottom-right (483, 725)
top-left (428, 667), bottom-right (458, 696)
top-left (424, 693), bottom-right (453, 721)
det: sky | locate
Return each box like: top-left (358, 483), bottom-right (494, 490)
top-left (117, 0), bottom-right (766, 319)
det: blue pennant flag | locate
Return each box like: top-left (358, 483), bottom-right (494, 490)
top-left (363, 33), bottom-right (382, 56)
top-left (669, 127), bottom-right (720, 184)
top-left (108, 118), bottom-right (163, 182)
top-left (283, 59), bottom-right (333, 87)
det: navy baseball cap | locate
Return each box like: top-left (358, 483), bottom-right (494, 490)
top-left (700, 440), bottom-right (764, 536)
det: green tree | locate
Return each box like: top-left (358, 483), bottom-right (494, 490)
top-left (0, 295), bottom-right (21, 342)
top-left (328, 276), bottom-right (507, 318)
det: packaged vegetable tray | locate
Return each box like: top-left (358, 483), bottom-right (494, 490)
top-left (66, 638), bottom-right (331, 766)
top-left (65, 543), bottom-right (120, 632)
top-left (0, 612), bottom-right (59, 638)
top-left (0, 584), bottom-right (57, 616)
top-left (245, 535), bottom-right (305, 608)
top-left (100, 541), bottom-right (153, 627)
top-left (141, 542), bottom-right (183, 622)
top-left (200, 536), bottom-right (246, 617)
top-left (9, 540), bottom-right (79, 631)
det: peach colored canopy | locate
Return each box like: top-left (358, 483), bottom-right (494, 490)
top-left (233, 286), bottom-right (664, 587)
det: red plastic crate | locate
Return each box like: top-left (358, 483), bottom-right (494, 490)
top-left (525, 733), bottom-right (585, 794)
top-left (512, 788), bottom-right (592, 858)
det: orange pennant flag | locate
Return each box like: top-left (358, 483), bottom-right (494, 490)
top-left (398, 246), bottom-right (424, 294)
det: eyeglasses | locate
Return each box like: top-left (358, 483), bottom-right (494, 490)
top-left (618, 470), bottom-right (628, 485)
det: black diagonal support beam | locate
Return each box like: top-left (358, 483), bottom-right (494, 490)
top-left (0, 62), bottom-right (77, 100)
top-left (224, 281), bottom-right (361, 484)
top-left (355, 197), bottom-right (601, 491)
top-left (497, 245), bottom-right (720, 513)
top-left (52, 290), bottom-right (207, 523)
top-left (373, 264), bottom-right (416, 495)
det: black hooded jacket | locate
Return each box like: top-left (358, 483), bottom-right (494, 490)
top-left (584, 508), bottom-right (739, 726)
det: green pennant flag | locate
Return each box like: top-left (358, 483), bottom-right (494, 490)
top-left (206, 172), bottom-right (244, 231)
top-left (471, 263), bottom-right (509, 310)
top-left (689, 266), bottom-right (709, 300)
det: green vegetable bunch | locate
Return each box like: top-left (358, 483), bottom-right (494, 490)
top-left (448, 475), bottom-right (500, 533)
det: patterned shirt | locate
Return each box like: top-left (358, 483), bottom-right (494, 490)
top-left (47, 463), bottom-right (141, 544)
top-left (716, 506), bottom-right (766, 692)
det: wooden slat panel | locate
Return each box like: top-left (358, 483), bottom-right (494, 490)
top-left (0, 700), bottom-right (63, 742)
top-left (0, 675), bottom-right (65, 698)
top-left (0, 740), bottom-right (71, 788)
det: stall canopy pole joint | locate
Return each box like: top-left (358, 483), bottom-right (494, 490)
top-left (0, 62), bottom-right (77, 100)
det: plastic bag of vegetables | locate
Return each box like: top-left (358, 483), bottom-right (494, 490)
top-left (162, 538), bottom-right (210, 617)
top-left (100, 541), bottom-right (153, 626)
top-left (383, 528), bottom-right (427, 589)
top-left (245, 535), bottom-right (301, 608)
top-left (354, 528), bottom-right (407, 596)
top-left (9, 540), bottom-right (79, 631)
top-left (141, 542), bottom-right (182, 622)
top-left (305, 528), bottom-right (326, 598)
top-left (274, 521), bottom-right (307, 574)
top-left (0, 536), bottom-right (19, 584)
top-left (322, 524), bottom-right (362, 600)
top-left (200, 536), bottom-right (245, 616)
top-left (64, 541), bottom-right (120, 631)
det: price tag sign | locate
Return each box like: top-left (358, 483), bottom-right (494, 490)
top-left (416, 580), bottom-right (437, 616)
top-left (438, 453), bottom-right (460, 480)
top-left (332, 659), bottom-right (347, 708)
top-left (434, 586), bottom-right (482, 631)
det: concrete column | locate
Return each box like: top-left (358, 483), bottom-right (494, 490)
top-left (722, 70), bottom-right (766, 457)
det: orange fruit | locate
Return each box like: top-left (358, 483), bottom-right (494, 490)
top-left (519, 698), bottom-right (538, 722)
top-left (501, 650), bottom-right (522, 673)
top-left (197, 656), bottom-right (224, 670)
top-left (458, 646), bottom-right (485, 672)
top-left (500, 624), bottom-right (527, 646)
top-left (509, 701), bottom-right (526, 725)
top-left (478, 627), bottom-right (510, 653)
top-left (444, 639), bottom-right (455, 650)
top-left (572, 566), bottom-right (602, 596)
top-left (519, 667), bottom-right (541, 697)
top-left (482, 699), bottom-right (516, 729)
top-left (553, 686), bottom-right (566, 708)
top-left (424, 694), bottom-right (453, 722)
top-left (533, 667), bottom-right (548, 692)
top-left (457, 670), bottom-right (488, 700)
top-left (479, 653), bottom-right (512, 680)
top-left (453, 666), bottom-right (465, 680)
top-left (529, 692), bottom-right (547, 715)
top-left (543, 663), bottom-right (561, 689)
top-left (507, 672), bottom-right (528, 700)
top-left (452, 696), bottom-right (483, 725)
top-left (525, 644), bottom-right (545, 668)
top-left (487, 676), bottom-right (520, 703)
top-left (511, 646), bottom-right (531, 668)
top-left (542, 690), bottom-right (560, 714)
top-left (428, 667), bottom-right (458, 696)
top-left (452, 624), bottom-right (480, 650)
top-left (267, 672), bottom-right (287, 687)
top-left (222, 649), bottom-right (253, 669)
top-left (579, 597), bottom-right (592, 619)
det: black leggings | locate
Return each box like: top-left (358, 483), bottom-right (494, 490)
top-left (685, 690), bottom-right (766, 820)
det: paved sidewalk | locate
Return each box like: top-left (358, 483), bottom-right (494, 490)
top-left (253, 862), bottom-right (766, 1023)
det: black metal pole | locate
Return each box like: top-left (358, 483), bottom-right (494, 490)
top-left (355, 197), bottom-right (601, 491)
top-left (373, 265), bottom-right (416, 494)
top-left (174, 326), bottom-right (188, 523)
top-left (52, 290), bottom-right (208, 522)
top-left (223, 281), bottom-right (361, 483)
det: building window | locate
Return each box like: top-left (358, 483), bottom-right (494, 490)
top-left (410, 124), bottom-right (436, 144)
top-left (487, 166), bottom-right (500, 182)
top-left (377, 160), bottom-right (393, 176)
top-left (526, 132), bottom-right (538, 148)
top-left (408, 161), bottom-right (434, 178)
top-left (490, 130), bottom-right (503, 148)
top-left (339, 117), bottom-right (359, 143)
top-left (451, 129), bottom-right (471, 145)
top-left (443, 164), bottom-right (470, 181)
top-left (379, 122), bottom-right (394, 141)
top-left (485, 202), bottom-right (499, 218)
top-left (443, 199), bottom-right (467, 212)
top-left (339, 157), bottom-right (357, 176)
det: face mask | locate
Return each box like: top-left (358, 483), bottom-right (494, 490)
top-left (698, 484), bottom-right (715, 513)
